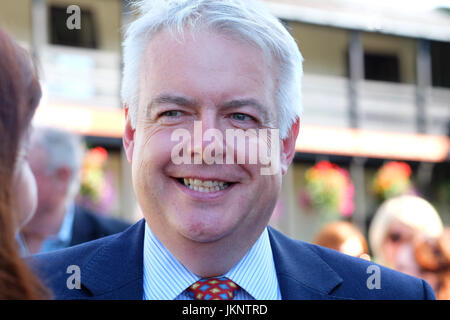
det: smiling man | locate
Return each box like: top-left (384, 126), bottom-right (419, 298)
top-left (124, 25), bottom-right (292, 282)
top-left (32, 0), bottom-right (435, 300)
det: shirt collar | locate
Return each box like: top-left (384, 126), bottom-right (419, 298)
top-left (143, 223), bottom-right (280, 300)
top-left (39, 203), bottom-right (75, 253)
top-left (17, 204), bottom-right (76, 256)
top-left (223, 228), bottom-right (280, 300)
top-left (143, 223), bottom-right (199, 300)
top-left (56, 203), bottom-right (75, 244)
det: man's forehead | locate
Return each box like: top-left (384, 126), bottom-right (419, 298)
top-left (139, 28), bottom-right (278, 124)
top-left (141, 26), bottom-right (273, 69)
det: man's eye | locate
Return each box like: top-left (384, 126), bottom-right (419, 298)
top-left (161, 110), bottom-right (183, 117)
top-left (231, 113), bottom-right (254, 121)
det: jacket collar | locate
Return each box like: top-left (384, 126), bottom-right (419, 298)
top-left (80, 219), bottom-right (146, 299)
top-left (268, 226), bottom-right (343, 299)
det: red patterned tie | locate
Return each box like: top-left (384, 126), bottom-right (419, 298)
top-left (187, 277), bottom-right (239, 300)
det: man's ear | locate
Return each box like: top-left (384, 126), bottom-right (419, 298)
top-left (123, 105), bottom-right (135, 163)
top-left (280, 118), bottom-right (300, 175)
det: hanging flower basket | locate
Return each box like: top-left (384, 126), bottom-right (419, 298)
top-left (372, 161), bottom-right (412, 201)
top-left (77, 146), bottom-right (116, 214)
top-left (302, 161), bottom-right (354, 220)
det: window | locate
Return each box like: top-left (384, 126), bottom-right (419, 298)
top-left (431, 41), bottom-right (450, 88)
top-left (49, 5), bottom-right (98, 48)
top-left (364, 53), bottom-right (400, 82)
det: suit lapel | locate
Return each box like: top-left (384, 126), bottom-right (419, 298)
top-left (268, 227), bottom-right (344, 300)
top-left (79, 219), bottom-right (146, 299)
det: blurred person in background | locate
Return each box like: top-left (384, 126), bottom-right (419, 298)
top-left (313, 221), bottom-right (371, 261)
top-left (0, 28), bottom-right (49, 299)
top-left (20, 126), bottom-right (131, 255)
top-left (414, 227), bottom-right (450, 300)
top-left (368, 195), bottom-right (443, 276)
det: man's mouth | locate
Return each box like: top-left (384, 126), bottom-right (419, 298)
top-left (176, 177), bottom-right (233, 193)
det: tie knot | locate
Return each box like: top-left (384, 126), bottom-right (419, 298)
top-left (187, 277), bottom-right (239, 300)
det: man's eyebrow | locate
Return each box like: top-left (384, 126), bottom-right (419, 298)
top-left (147, 94), bottom-right (198, 113)
top-left (220, 98), bottom-right (270, 122)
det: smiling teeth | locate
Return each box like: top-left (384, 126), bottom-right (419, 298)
top-left (182, 178), bottom-right (230, 192)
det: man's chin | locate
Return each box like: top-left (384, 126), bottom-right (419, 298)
top-left (176, 219), bottom-right (236, 244)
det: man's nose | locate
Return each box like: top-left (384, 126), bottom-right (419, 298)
top-left (192, 111), bottom-right (224, 163)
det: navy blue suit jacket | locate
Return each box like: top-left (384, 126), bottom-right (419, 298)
top-left (30, 220), bottom-right (435, 300)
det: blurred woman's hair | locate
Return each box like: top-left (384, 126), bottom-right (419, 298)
top-left (368, 195), bottom-right (443, 266)
top-left (313, 221), bottom-right (370, 259)
top-left (0, 28), bottom-right (49, 299)
top-left (414, 228), bottom-right (450, 300)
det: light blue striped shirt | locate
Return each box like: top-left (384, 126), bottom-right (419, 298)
top-left (143, 223), bottom-right (281, 300)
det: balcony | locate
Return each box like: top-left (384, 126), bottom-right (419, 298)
top-left (302, 73), bottom-right (450, 136)
top-left (40, 45), bottom-right (121, 108)
top-left (34, 45), bottom-right (123, 137)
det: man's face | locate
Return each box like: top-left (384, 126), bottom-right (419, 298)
top-left (24, 138), bottom-right (67, 233)
top-left (124, 28), bottom-right (297, 246)
top-left (28, 141), bottom-right (55, 215)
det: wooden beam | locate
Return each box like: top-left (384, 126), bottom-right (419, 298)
top-left (416, 39), bottom-right (431, 133)
top-left (348, 30), bottom-right (364, 129)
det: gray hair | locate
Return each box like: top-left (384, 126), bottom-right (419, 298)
top-left (31, 126), bottom-right (84, 197)
top-left (121, 0), bottom-right (303, 138)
